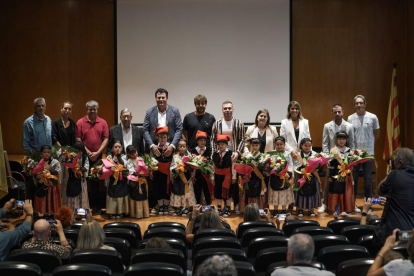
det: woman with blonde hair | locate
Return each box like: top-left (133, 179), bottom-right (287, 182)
top-left (75, 215), bottom-right (115, 251)
top-left (185, 205), bottom-right (225, 243)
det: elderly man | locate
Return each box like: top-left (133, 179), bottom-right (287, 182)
top-left (107, 108), bottom-right (145, 157)
top-left (75, 100), bottom-right (109, 214)
top-left (21, 218), bottom-right (72, 260)
top-left (380, 148), bottom-right (414, 240)
top-left (211, 101), bottom-right (245, 215)
top-left (182, 95), bottom-right (216, 151)
top-left (195, 255), bottom-right (238, 276)
top-left (318, 104), bottom-right (355, 214)
top-left (0, 199), bottom-right (34, 261)
top-left (348, 95), bottom-right (380, 202)
top-left (271, 234), bottom-right (334, 276)
top-left (22, 97), bottom-right (52, 154)
top-left (143, 88), bottom-right (183, 157)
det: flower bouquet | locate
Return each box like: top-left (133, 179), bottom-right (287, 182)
top-left (21, 152), bottom-right (42, 175)
top-left (268, 152), bottom-right (291, 189)
top-left (127, 157), bottom-right (150, 194)
top-left (141, 154), bottom-right (159, 175)
top-left (31, 159), bottom-right (59, 187)
top-left (234, 152), bottom-right (260, 189)
top-left (294, 152), bottom-right (331, 191)
top-left (257, 153), bottom-right (277, 175)
top-left (346, 149), bottom-right (374, 167)
top-left (186, 154), bottom-right (214, 175)
top-left (88, 160), bottom-right (104, 180)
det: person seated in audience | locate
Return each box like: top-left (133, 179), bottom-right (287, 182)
top-left (271, 233), bottom-right (334, 276)
top-left (185, 204), bottom-right (225, 243)
top-left (244, 203), bottom-right (272, 222)
top-left (75, 214), bottom-right (115, 251)
top-left (367, 228), bottom-right (414, 276)
top-left (0, 199), bottom-right (34, 261)
top-left (333, 197), bottom-right (379, 225)
top-left (382, 250), bottom-right (405, 266)
top-left (195, 255), bottom-right (237, 276)
top-left (21, 218), bottom-right (72, 260)
top-left (54, 207), bottom-right (74, 229)
top-left (145, 237), bottom-right (171, 249)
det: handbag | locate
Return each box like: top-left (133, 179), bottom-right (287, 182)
top-left (372, 170), bottom-right (398, 247)
top-left (66, 155), bottom-right (86, 197)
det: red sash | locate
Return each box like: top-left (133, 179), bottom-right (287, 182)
top-left (201, 172), bottom-right (214, 194)
top-left (157, 162), bottom-right (172, 194)
top-left (215, 167), bottom-right (231, 199)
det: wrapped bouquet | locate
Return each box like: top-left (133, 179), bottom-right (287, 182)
top-left (127, 157), bottom-right (150, 194)
top-left (186, 154), bottom-right (214, 175)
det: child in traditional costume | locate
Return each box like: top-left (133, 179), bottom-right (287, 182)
top-left (190, 131), bottom-right (213, 205)
top-left (67, 141), bottom-right (90, 211)
top-left (293, 138), bottom-right (320, 217)
top-left (211, 135), bottom-right (237, 217)
top-left (34, 145), bottom-right (62, 213)
top-left (328, 131), bottom-right (355, 213)
top-left (106, 141), bottom-right (130, 219)
top-left (150, 126), bottom-right (174, 215)
top-left (268, 137), bottom-right (294, 218)
top-left (170, 139), bottom-right (196, 216)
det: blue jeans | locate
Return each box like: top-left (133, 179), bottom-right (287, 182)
top-left (352, 160), bottom-right (373, 200)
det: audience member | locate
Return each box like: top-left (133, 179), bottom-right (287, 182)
top-left (379, 148), bottom-right (414, 239)
top-left (195, 255), bottom-right (238, 276)
top-left (274, 214), bottom-right (299, 230)
top-left (75, 215), bottom-right (115, 251)
top-left (271, 234), bottom-right (334, 276)
top-left (381, 250), bottom-right (404, 266)
top-left (145, 237), bottom-right (171, 249)
top-left (0, 199), bottom-right (33, 261)
top-left (54, 207), bottom-right (74, 229)
top-left (333, 197), bottom-right (380, 225)
top-left (22, 219), bottom-right (72, 260)
top-left (367, 228), bottom-right (414, 276)
top-left (186, 205), bottom-right (225, 243)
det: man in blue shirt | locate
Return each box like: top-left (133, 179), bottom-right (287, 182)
top-left (0, 199), bottom-right (33, 261)
top-left (22, 97), bottom-right (52, 154)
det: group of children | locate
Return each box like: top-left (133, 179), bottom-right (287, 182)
top-left (32, 126), bottom-right (355, 219)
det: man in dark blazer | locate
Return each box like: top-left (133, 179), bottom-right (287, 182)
top-left (142, 88), bottom-right (183, 157)
top-left (107, 108), bottom-right (145, 157)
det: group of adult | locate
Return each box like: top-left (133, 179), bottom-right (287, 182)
top-left (22, 89), bottom-right (381, 214)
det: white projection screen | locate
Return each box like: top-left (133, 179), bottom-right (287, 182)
top-left (116, 0), bottom-right (291, 125)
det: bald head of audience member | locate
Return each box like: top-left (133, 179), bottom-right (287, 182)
top-left (33, 219), bottom-right (51, 241)
top-left (287, 234), bottom-right (314, 266)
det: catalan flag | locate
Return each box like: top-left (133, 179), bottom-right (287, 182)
top-left (384, 64), bottom-right (401, 160)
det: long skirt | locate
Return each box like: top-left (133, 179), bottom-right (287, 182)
top-left (130, 199), bottom-right (149, 218)
top-left (60, 163), bottom-right (69, 207)
top-left (106, 194), bottom-right (130, 215)
top-left (170, 182), bottom-right (197, 208)
top-left (293, 175), bottom-right (321, 210)
top-left (268, 185), bottom-right (295, 207)
top-left (34, 185), bottom-right (62, 214)
top-left (328, 176), bottom-right (355, 213)
top-left (67, 179), bottom-right (90, 210)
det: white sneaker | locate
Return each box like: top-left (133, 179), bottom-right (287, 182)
top-left (317, 204), bottom-right (327, 213)
top-left (234, 204), bottom-right (242, 215)
top-left (354, 205), bottom-right (361, 213)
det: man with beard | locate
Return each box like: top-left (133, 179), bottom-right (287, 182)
top-left (318, 104), bottom-right (355, 213)
top-left (107, 108), bottom-right (145, 157)
top-left (182, 95), bottom-right (216, 151)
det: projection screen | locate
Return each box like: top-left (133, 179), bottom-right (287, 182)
top-left (116, 0), bottom-right (291, 125)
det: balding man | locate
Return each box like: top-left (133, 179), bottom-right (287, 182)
top-left (21, 219), bottom-right (72, 260)
top-left (271, 234), bottom-right (334, 276)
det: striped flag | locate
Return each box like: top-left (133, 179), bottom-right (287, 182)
top-left (383, 64), bottom-right (401, 160)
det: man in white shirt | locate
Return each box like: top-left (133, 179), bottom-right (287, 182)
top-left (142, 88), bottom-right (183, 157)
top-left (318, 104), bottom-right (355, 213)
top-left (271, 234), bottom-right (334, 276)
top-left (348, 95), bottom-right (380, 202)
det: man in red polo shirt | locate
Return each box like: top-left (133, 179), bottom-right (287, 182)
top-left (75, 100), bottom-right (109, 214)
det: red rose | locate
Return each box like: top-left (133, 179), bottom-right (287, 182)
top-left (267, 158), bottom-right (271, 162)
top-left (92, 169), bottom-right (96, 174)
top-left (354, 150), bottom-right (359, 154)
top-left (98, 169), bottom-right (103, 174)
top-left (24, 159), bottom-right (28, 164)
top-left (277, 159), bottom-right (281, 164)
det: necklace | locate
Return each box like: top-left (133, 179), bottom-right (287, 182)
top-left (61, 117), bottom-right (70, 128)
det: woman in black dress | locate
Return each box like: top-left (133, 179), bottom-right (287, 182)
top-left (52, 101), bottom-right (76, 206)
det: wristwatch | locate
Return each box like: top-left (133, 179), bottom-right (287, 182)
top-left (361, 212), bottom-right (368, 216)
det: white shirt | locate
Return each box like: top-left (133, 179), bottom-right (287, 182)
top-left (222, 119), bottom-right (233, 150)
top-left (334, 121), bottom-right (342, 134)
top-left (348, 111), bottom-right (379, 155)
top-left (384, 259), bottom-right (414, 276)
top-left (271, 266), bottom-right (334, 276)
top-left (121, 124), bottom-right (133, 149)
top-left (157, 106), bottom-right (167, 127)
top-left (196, 146), bottom-right (206, 155)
